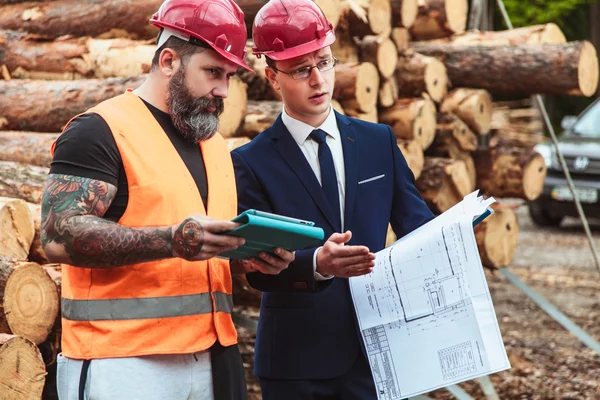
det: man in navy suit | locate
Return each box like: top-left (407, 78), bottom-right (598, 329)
top-left (231, 1), bottom-right (435, 398)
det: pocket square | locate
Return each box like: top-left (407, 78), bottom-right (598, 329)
top-left (358, 174), bottom-right (385, 185)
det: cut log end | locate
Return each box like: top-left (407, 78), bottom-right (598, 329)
top-left (400, 0), bottom-right (418, 28)
top-left (367, 0), bottom-right (392, 36)
top-left (355, 62), bottom-right (380, 112)
top-left (4, 263), bottom-right (60, 345)
top-left (0, 335), bottom-right (46, 399)
top-left (379, 78), bottom-right (399, 108)
top-left (219, 77), bottom-right (247, 137)
top-left (476, 207), bottom-right (519, 268)
top-left (578, 41), bottom-right (599, 97)
top-left (391, 27), bottom-right (410, 51)
top-left (442, 89), bottom-right (493, 135)
top-left (0, 198), bottom-right (34, 261)
top-left (523, 153), bottom-right (547, 200)
top-left (378, 38), bottom-right (399, 79)
top-left (446, 0), bottom-right (469, 35)
top-left (540, 23), bottom-right (567, 45)
top-left (417, 96), bottom-right (437, 150)
top-left (314, 0), bottom-right (342, 29)
top-left (425, 57), bottom-right (449, 102)
top-left (398, 139), bottom-right (424, 179)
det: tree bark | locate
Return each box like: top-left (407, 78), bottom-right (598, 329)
top-left (0, 197), bottom-right (35, 261)
top-left (219, 77), bottom-right (248, 138)
top-left (410, 41), bottom-right (600, 97)
top-left (0, 334), bottom-right (46, 399)
top-left (0, 0), bottom-right (161, 39)
top-left (239, 100), bottom-right (281, 138)
top-left (390, 0), bottom-right (418, 28)
top-left (357, 35), bottom-right (398, 79)
top-left (0, 31), bottom-right (155, 80)
top-left (1, 261), bottom-right (61, 345)
top-left (411, 23), bottom-right (567, 46)
top-left (440, 88), bottom-right (492, 134)
top-left (1, 0), bottom-right (56, 3)
top-left (474, 146), bottom-right (547, 200)
top-left (0, 131), bottom-right (58, 167)
top-left (238, 47), bottom-right (281, 101)
top-left (474, 205), bottom-right (519, 268)
top-left (489, 129), bottom-right (545, 150)
top-left (395, 50), bottom-right (448, 102)
top-left (378, 76), bottom-right (399, 108)
top-left (343, 0), bottom-right (392, 37)
top-left (333, 62), bottom-right (380, 113)
top-left (410, 0), bottom-right (468, 40)
top-left (0, 161), bottom-right (48, 204)
top-left (378, 96), bottom-right (436, 150)
top-left (0, 76), bottom-right (145, 132)
top-left (397, 139), bottom-right (424, 179)
top-left (415, 157), bottom-right (471, 214)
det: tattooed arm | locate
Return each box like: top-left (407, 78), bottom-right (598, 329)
top-left (41, 174), bottom-right (244, 268)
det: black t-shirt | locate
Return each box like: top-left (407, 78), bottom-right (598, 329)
top-left (50, 99), bottom-right (209, 221)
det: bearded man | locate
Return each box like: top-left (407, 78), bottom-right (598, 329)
top-left (40, 1), bottom-right (293, 399)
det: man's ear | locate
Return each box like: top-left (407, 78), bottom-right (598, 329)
top-left (159, 48), bottom-right (181, 78)
top-left (265, 67), bottom-right (280, 91)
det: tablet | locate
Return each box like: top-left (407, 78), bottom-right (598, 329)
top-left (218, 209), bottom-right (325, 260)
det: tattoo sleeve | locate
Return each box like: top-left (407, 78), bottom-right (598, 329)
top-left (41, 174), bottom-right (174, 268)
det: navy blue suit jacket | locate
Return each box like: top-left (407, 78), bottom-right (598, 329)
top-left (231, 112), bottom-right (434, 380)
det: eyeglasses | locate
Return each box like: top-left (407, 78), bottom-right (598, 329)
top-left (273, 57), bottom-right (338, 80)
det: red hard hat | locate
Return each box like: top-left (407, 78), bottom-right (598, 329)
top-left (252, 0), bottom-right (335, 60)
top-left (150, 0), bottom-right (252, 71)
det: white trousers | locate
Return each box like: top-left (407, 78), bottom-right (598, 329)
top-left (57, 350), bottom-right (214, 400)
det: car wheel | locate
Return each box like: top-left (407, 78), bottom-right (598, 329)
top-left (528, 201), bottom-right (563, 227)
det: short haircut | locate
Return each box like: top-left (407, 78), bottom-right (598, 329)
top-left (265, 56), bottom-right (276, 69)
top-left (150, 30), bottom-right (210, 70)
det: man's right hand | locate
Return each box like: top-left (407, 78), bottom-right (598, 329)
top-left (315, 231), bottom-right (375, 278)
top-left (172, 215), bottom-right (245, 261)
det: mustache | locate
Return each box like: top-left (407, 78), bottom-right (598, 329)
top-left (196, 97), bottom-right (225, 115)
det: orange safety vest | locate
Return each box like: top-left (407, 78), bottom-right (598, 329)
top-left (52, 91), bottom-right (238, 359)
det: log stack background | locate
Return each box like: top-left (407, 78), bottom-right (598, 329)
top-left (0, 0), bottom-right (599, 398)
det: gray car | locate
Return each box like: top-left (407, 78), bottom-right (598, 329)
top-left (528, 98), bottom-right (600, 226)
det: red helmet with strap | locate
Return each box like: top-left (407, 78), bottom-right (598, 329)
top-left (252, 0), bottom-right (335, 60)
top-left (150, 0), bottom-right (252, 71)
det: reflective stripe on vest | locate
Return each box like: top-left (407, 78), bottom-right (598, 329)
top-left (61, 292), bottom-right (233, 321)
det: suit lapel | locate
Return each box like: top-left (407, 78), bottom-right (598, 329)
top-left (337, 113), bottom-right (358, 231)
top-left (271, 116), bottom-right (341, 232)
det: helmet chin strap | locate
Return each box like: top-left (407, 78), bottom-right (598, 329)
top-left (157, 27), bottom-right (191, 48)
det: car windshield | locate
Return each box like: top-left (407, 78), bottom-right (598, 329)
top-left (572, 100), bottom-right (600, 138)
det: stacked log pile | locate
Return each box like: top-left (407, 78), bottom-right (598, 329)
top-left (0, 1), bottom-right (599, 395)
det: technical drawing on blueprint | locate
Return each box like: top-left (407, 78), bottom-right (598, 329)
top-left (350, 192), bottom-right (511, 400)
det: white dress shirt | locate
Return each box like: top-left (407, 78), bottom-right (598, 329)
top-left (282, 106), bottom-right (345, 280)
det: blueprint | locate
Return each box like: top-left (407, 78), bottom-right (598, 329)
top-left (349, 191), bottom-right (511, 399)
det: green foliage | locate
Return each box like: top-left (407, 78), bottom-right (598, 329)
top-left (500, 0), bottom-right (596, 31)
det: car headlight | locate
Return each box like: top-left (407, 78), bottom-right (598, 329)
top-left (534, 143), bottom-right (553, 168)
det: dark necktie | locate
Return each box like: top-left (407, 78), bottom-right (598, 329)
top-left (310, 129), bottom-right (341, 230)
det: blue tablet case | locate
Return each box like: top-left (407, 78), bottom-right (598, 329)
top-left (218, 210), bottom-right (325, 260)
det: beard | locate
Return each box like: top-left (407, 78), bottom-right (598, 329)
top-left (167, 67), bottom-right (225, 143)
